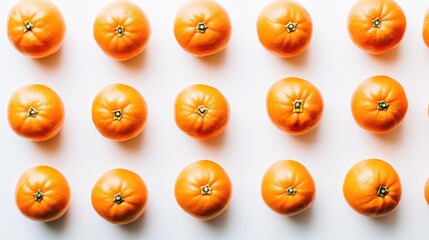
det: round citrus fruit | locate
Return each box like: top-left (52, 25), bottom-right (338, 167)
top-left (347, 0), bottom-right (406, 54)
top-left (257, 0), bottom-right (313, 58)
top-left (174, 0), bottom-right (231, 57)
top-left (15, 165), bottom-right (71, 222)
top-left (266, 77), bottom-right (323, 135)
top-left (425, 177), bottom-right (429, 205)
top-left (261, 160), bottom-right (316, 216)
top-left (8, 84), bottom-right (65, 141)
top-left (7, 0), bottom-right (66, 58)
top-left (351, 75), bottom-right (408, 134)
top-left (343, 158), bottom-right (402, 217)
top-left (91, 168), bottom-right (148, 225)
top-left (175, 160), bottom-right (232, 220)
top-left (423, 9), bottom-right (429, 48)
top-left (174, 84), bottom-right (229, 140)
top-left (93, 0), bottom-right (151, 61)
top-left (92, 83), bottom-right (147, 141)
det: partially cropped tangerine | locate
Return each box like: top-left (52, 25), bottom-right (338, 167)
top-left (423, 8), bottom-right (429, 48)
top-left (425, 177), bottom-right (429, 205)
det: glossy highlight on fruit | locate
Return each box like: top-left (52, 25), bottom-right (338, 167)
top-left (347, 0), bottom-right (406, 54)
top-left (174, 84), bottom-right (229, 140)
top-left (15, 165), bottom-right (71, 222)
top-left (91, 168), bottom-right (148, 225)
top-left (351, 75), bottom-right (408, 134)
top-left (92, 83), bottom-right (147, 141)
top-left (8, 84), bottom-right (65, 141)
top-left (261, 160), bottom-right (316, 216)
top-left (93, 0), bottom-right (151, 61)
top-left (175, 160), bottom-right (232, 220)
top-left (7, 0), bottom-right (66, 58)
top-left (257, 0), bottom-right (313, 58)
top-left (343, 159), bottom-right (402, 217)
top-left (266, 77), bottom-right (323, 135)
top-left (174, 0), bottom-right (231, 57)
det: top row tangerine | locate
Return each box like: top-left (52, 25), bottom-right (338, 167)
top-left (6, 0), bottom-right (425, 60)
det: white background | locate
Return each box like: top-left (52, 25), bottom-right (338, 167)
top-left (1, 0), bottom-right (429, 239)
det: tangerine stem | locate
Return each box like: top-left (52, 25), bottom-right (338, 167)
top-left (28, 107), bottom-right (38, 117)
top-left (113, 193), bottom-right (124, 204)
top-left (196, 22), bottom-right (208, 33)
top-left (285, 22), bottom-right (297, 33)
top-left (372, 17), bottom-right (381, 28)
top-left (33, 189), bottom-right (44, 202)
top-left (377, 100), bottom-right (389, 111)
top-left (286, 186), bottom-right (297, 196)
top-left (200, 184), bottom-right (212, 195)
top-left (377, 186), bottom-right (389, 197)
top-left (115, 25), bottom-right (125, 36)
top-left (24, 20), bottom-right (33, 32)
top-left (292, 99), bottom-right (304, 113)
top-left (195, 105), bottom-right (208, 117)
top-left (112, 109), bottom-right (123, 120)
